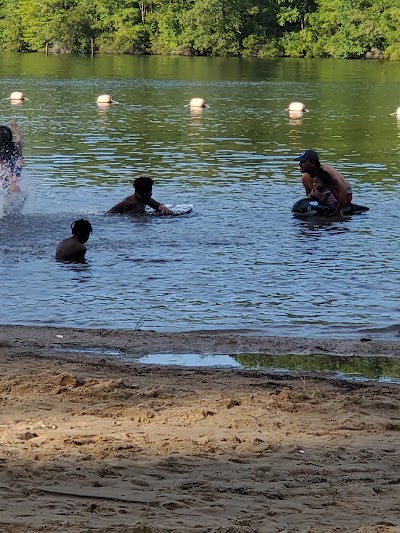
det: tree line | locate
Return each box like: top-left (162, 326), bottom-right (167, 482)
top-left (0, 0), bottom-right (399, 59)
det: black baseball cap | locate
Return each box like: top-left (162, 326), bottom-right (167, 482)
top-left (294, 149), bottom-right (319, 162)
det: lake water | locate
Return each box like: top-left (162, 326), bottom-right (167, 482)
top-left (1, 54), bottom-right (400, 339)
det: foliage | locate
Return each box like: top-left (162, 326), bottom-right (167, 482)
top-left (0, 0), bottom-right (399, 58)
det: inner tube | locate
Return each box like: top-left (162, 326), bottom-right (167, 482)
top-left (292, 198), bottom-right (369, 217)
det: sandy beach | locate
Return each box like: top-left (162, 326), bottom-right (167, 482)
top-left (0, 325), bottom-right (399, 533)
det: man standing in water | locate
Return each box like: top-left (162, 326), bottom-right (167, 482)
top-left (106, 176), bottom-right (174, 216)
top-left (55, 219), bottom-right (93, 262)
top-left (295, 150), bottom-right (352, 215)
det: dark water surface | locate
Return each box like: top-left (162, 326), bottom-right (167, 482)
top-left (1, 54), bottom-right (400, 338)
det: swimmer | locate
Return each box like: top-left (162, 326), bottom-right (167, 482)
top-left (295, 150), bottom-right (352, 216)
top-left (55, 219), bottom-right (93, 262)
top-left (0, 122), bottom-right (24, 194)
top-left (106, 176), bottom-right (174, 216)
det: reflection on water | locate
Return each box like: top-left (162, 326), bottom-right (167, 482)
top-left (0, 55), bottom-right (400, 337)
top-left (124, 351), bottom-right (400, 384)
top-left (233, 353), bottom-right (400, 383)
top-left (132, 352), bottom-right (242, 368)
top-left (50, 345), bottom-right (400, 383)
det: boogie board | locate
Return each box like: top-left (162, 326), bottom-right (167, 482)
top-left (146, 204), bottom-right (193, 216)
top-left (292, 198), bottom-right (369, 218)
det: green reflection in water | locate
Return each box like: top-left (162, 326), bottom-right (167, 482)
top-left (0, 53), bottom-right (400, 190)
top-left (233, 353), bottom-right (400, 381)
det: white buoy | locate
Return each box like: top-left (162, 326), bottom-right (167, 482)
top-left (288, 102), bottom-right (308, 113)
top-left (97, 94), bottom-right (119, 105)
top-left (188, 97), bottom-right (207, 108)
top-left (10, 91), bottom-right (26, 101)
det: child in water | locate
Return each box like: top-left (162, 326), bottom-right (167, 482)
top-left (106, 176), bottom-right (174, 216)
top-left (55, 219), bottom-right (93, 262)
top-left (0, 122), bottom-right (23, 194)
top-left (308, 169), bottom-right (337, 210)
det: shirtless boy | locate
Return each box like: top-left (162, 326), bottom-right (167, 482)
top-left (106, 176), bottom-right (173, 216)
top-left (55, 219), bottom-right (93, 262)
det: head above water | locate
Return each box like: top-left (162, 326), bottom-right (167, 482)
top-left (294, 149), bottom-right (320, 163)
top-left (71, 219), bottom-right (93, 243)
top-left (133, 176), bottom-right (154, 197)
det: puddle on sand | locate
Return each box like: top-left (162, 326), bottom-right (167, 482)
top-left (128, 352), bottom-right (400, 384)
top-left (50, 346), bottom-right (400, 384)
top-left (133, 353), bottom-right (243, 368)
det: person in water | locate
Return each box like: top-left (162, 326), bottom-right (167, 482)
top-left (308, 170), bottom-right (337, 210)
top-left (295, 150), bottom-right (352, 216)
top-left (106, 176), bottom-right (174, 216)
top-left (55, 219), bottom-right (93, 262)
top-left (0, 122), bottom-right (24, 194)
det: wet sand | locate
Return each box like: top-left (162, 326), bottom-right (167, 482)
top-left (0, 325), bottom-right (399, 533)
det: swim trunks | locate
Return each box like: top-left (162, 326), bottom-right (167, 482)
top-left (346, 190), bottom-right (353, 205)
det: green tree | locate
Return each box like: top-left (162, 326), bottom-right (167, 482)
top-left (276, 0), bottom-right (316, 31)
top-left (309, 0), bottom-right (388, 58)
top-left (0, 0), bottom-right (25, 51)
top-left (151, 0), bottom-right (190, 53)
top-left (181, 0), bottom-right (278, 56)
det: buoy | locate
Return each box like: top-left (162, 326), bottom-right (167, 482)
top-left (96, 94), bottom-right (117, 105)
top-left (10, 91), bottom-right (26, 101)
top-left (189, 97), bottom-right (207, 108)
top-left (288, 102), bottom-right (308, 113)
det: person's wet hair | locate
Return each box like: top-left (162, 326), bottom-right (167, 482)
top-left (71, 219), bottom-right (93, 240)
top-left (133, 176), bottom-right (154, 195)
top-left (0, 125), bottom-right (15, 158)
top-left (316, 168), bottom-right (331, 186)
top-left (0, 126), bottom-right (13, 145)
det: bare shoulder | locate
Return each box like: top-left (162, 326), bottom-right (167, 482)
top-left (56, 237), bottom-right (86, 261)
top-left (321, 163), bottom-right (338, 176)
top-left (301, 171), bottom-right (312, 182)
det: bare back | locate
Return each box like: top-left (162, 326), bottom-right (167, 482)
top-left (321, 163), bottom-right (352, 192)
top-left (55, 236), bottom-right (87, 262)
top-left (106, 193), bottom-right (161, 215)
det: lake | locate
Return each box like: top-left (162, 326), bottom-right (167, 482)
top-left (0, 53), bottom-right (400, 339)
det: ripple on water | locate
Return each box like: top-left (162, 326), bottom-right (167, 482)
top-left (0, 58), bottom-right (399, 337)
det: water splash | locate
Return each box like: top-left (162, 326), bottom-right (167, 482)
top-left (0, 173), bottom-right (31, 218)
